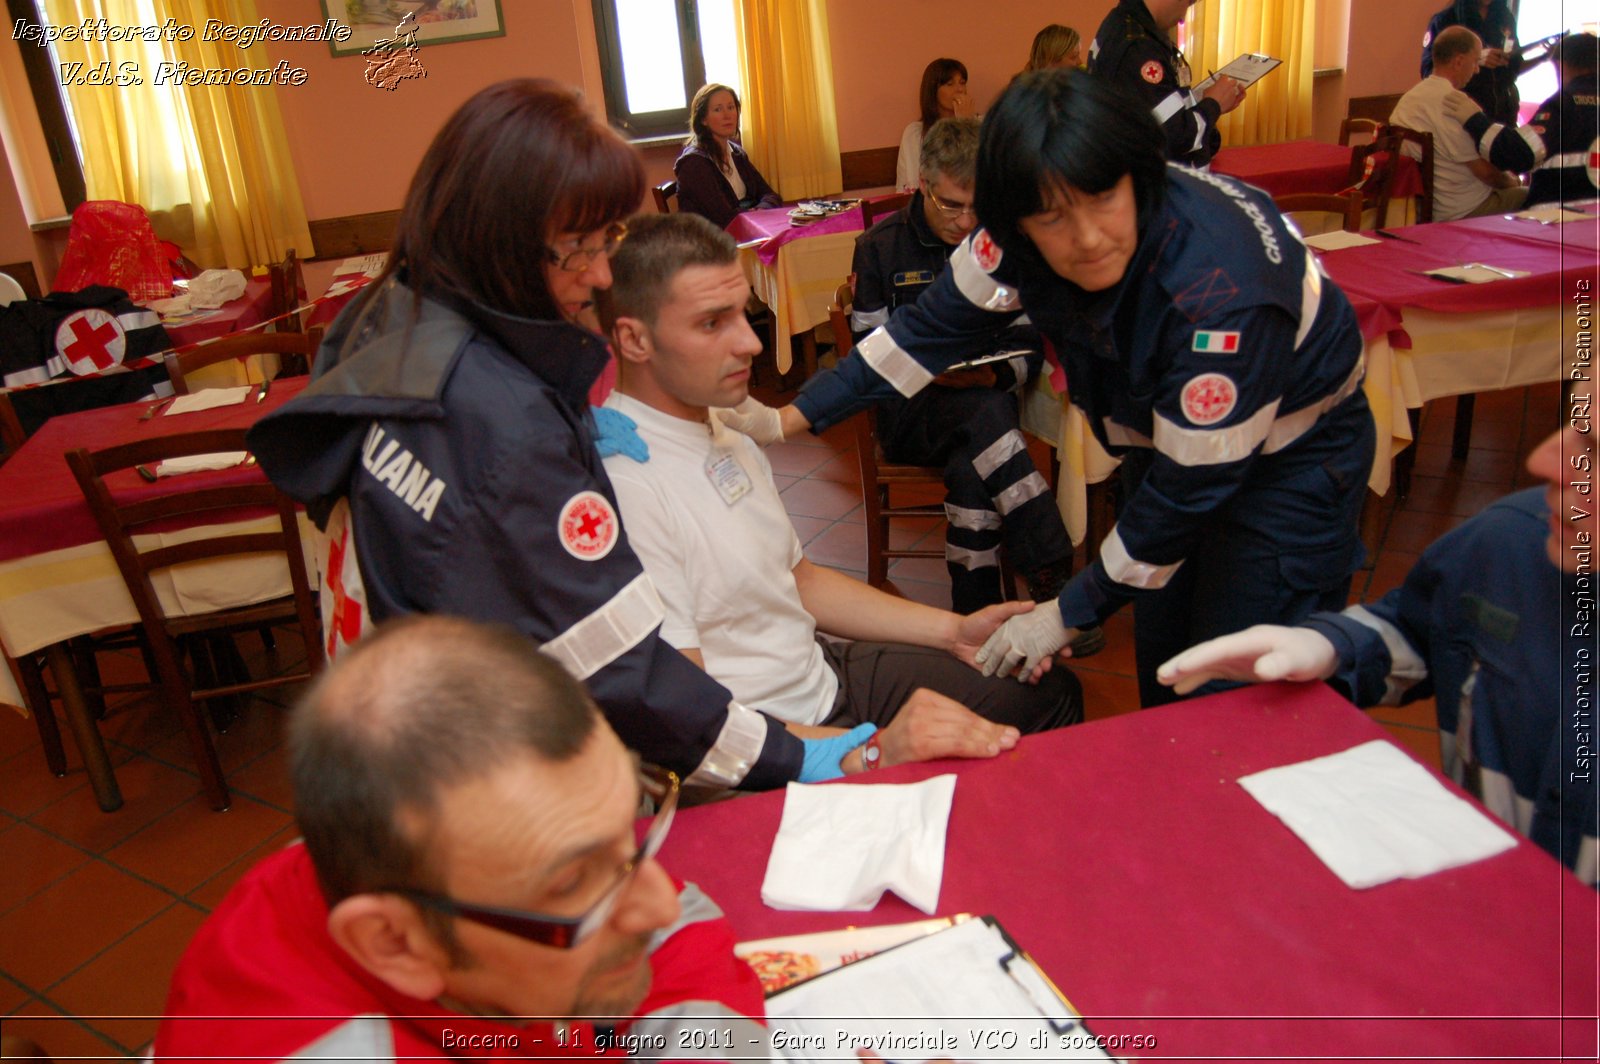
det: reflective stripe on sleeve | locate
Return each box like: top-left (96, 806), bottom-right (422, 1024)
top-left (1100, 525), bottom-right (1183, 589)
top-left (1005, 355), bottom-right (1030, 391)
top-left (1538, 150), bottom-right (1586, 170)
top-left (995, 471), bottom-right (1049, 515)
top-left (858, 328), bottom-right (934, 398)
top-left (1262, 354), bottom-right (1364, 454)
top-left (1344, 604), bottom-right (1430, 704)
top-left (539, 572), bottom-right (666, 681)
top-left (1190, 106), bottom-right (1209, 153)
top-left (1152, 90), bottom-right (1187, 124)
top-left (1292, 251), bottom-right (1324, 350)
top-left (1516, 125), bottom-right (1548, 164)
top-left (1476, 122), bottom-right (1506, 158)
top-left (949, 241), bottom-right (1023, 312)
top-left (1152, 400), bottom-right (1280, 466)
top-left (851, 305), bottom-right (890, 332)
top-left (945, 501), bottom-right (1002, 531)
top-left (973, 429), bottom-right (1026, 478)
top-left (117, 309), bottom-right (161, 331)
top-left (2, 364), bottom-right (54, 388)
top-left (683, 700), bottom-right (768, 789)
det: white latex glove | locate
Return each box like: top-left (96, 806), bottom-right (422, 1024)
top-left (712, 395), bottom-right (784, 446)
top-left (1156, 624), bottom-right (1341, 696)
top-left (1440, 89), bottom-right (1483, 125)
top-left (975, 599), bottom-right (1073, 681)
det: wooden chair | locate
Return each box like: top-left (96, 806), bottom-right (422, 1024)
top-left (829, 282), bottom-right (946, 587)
top-left (1346, 93), bottom-right (1402, 124)
top-left (67, 427), bottom-right (324, 810)
top-left (1274, 191), bottom-right (1364, 235)
top-left (1338, 117), bottom-right (1382, 146)
top-left (1385, 124), bottom-right (1436, 225)
top-left (267, 248), bottom-right (306, 332)
top-left (860, 191), bottom-right (913, 229)
top-left (652, 180), bottom-right (678, 214)
top-left (1345, 127), bottom-right (1406, 229)
top-left (165, 326), bottom-right (324, 394)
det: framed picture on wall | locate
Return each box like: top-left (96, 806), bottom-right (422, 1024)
top-left (321, 0), bottom-right (506, 58)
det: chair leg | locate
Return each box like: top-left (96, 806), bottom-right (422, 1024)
top-left (1451, 394), bottom-right (1475, 462)
top-left (15, 652), bottom-right (68, 777)
top-left (68, 638), bottom-right (108, 721)
top-left (43, 642), bottom-right (122, 811)
top-left (154, 637), bottom-right (230, 811)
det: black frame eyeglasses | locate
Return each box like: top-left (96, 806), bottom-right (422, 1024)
top-left (546, 222), bottom-right (629, 273)
top-left (924, 184), bottom-right (977, 219)
top-left (387, 767), bottom-right (678, 950)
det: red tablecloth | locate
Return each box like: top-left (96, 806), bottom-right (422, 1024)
top-left (1213, 138), bottom-right (1423, 199)
top-left (0, 376), bottom-right (308, 563)
top-left (1325, 214), bottom-right (1600, 343)
top-left (656, 683), bottom-right (1597, 1059)
top-left (726, 204), bottom-right (867, 266)
top-left (158, 277), bottom-right (276, 348)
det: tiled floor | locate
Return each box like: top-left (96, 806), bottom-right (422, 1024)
top-left (0, 379), bottom-right (1560, 1058)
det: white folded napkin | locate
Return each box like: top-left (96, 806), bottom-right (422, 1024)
top-left (155, 452), bottom-right (248, 477)
top-left (1425, 263), bottom-right (1529, 283)
top-left (164, 387), bottom-right (253, 416)
top-left (761, 775), bottom-right (956, 914)
top-left (1300, 230), bottom-right (1380, 252)
top-left (1239, 739), bottom-right (1516, 889)
top-left (187, 268), bottom-right (248, 308)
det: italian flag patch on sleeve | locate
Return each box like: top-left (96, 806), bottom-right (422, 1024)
top-left (1192, 330), bottom-right (1240, 354)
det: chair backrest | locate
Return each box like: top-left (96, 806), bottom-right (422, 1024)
top-left (0, 272), bottom-right (25, 306)
top-left (164, 326), bottom-right (324, 394)
top-left (267, 248), bottom-right (306, 332)
top-left (1274, 191), bottom-right (1364, 235)
top-left (652, 180), bottom-right (679, 214)
top-left (1346, 93), bottom-right (1402, 124)
top-left (861, 191), bottom-right (913, 229)
top-left (1384, 124), bottom-right (1436, 224)
top-left (65, 426), bottom-right (321, 653)
top-left (1345, 127), bottom-right (1406, 228)
top-left (1338, 117), bottom-right (1382, 146)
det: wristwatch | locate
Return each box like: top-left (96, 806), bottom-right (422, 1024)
top-left (861, 732), bottom-right (883, 770)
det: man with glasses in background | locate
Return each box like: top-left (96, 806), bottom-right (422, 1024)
top-left (843, 118), bottom-right (1088, 624)
top-left (155, 615), bottom-right (767, 1061)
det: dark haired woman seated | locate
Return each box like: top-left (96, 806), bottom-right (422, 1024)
top-left (674, 83), bottom-right (782, 229)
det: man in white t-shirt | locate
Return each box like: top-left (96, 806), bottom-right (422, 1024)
top-left (1390, 24), bottom-right (1527, 221)
top-left (598, 213), bottom-right (1081, 774)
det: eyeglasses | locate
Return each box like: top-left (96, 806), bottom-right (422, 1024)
top-left (546, 222), bottom-right (629, 273)
top-left (387, 767), bottom-right (678, 950)
top-left (924, 185), bottom-right (977, 219)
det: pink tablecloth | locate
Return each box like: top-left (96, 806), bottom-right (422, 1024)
top-left (1325, 214), bottom-right (1600, 343)
top-left (656, 683), bottom-right (1596, 1060)
top-left (726, 204), bottom-right (867, 266)
top-left (0, 376), bottom-right (309, 563)
top-left (1213, 138), bottom-right (1423, 199)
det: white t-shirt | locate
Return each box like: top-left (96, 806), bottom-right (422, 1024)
top-left (601, 393), bottom-right (837, 725)
top-left (1389, 75), bottom-right (1492, 222)
top-left (896, 120), bottom-right (924, 191)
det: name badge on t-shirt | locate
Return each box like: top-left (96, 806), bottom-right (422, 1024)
top-left (705, 450), bottom-right (753, 506)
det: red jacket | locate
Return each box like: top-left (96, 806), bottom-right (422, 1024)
top-left (154, 842), bottom-right (766, 1061)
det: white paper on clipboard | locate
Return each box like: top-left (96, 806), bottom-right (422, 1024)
top-left (1194, 52), bottom-right (1281, 92)
top-left (764, 916), bottom-right (1115, 1061)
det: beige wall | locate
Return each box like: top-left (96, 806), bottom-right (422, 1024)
top-left (0, 0), bottom-right (1456, 289)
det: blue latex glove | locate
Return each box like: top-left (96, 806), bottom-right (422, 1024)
top-left (799, 722), bottom-right (879, 783)
top-left (591, 406), bottom-right (649, 463)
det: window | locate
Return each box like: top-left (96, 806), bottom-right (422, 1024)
top-left (6, 0), bottom-right (86, 210)
top-left (1513, 2), bottom-right (1594, 116)
top-left (591, 0), bottom-right (739, 140)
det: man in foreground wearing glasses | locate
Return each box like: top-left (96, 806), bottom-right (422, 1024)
top-left (845, 118), bottom-right (1084, 619)
top-left (155, 615), bottom-right (767, 1060)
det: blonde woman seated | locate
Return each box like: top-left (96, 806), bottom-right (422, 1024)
top-left (674, 83), bottom-right (781, 229)
top-left (896, 57), bottom-right (973, 190)
top-left (1025, 24), bottom-right (1081, 71)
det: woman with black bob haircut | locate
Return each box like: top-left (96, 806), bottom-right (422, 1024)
top-left (674, 82), bottom-right (781, 229)
top-left (250, 79), bottom-right (810, 792)
top-left (775, 69), bottom-right (1375, 708)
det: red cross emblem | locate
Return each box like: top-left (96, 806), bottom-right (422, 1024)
top-left (1140, 60), bottom-right (1164, 84)
top-left (972, 229), bottom-right (1002, 272)
top-left (322, 523), bottom-right (366, 658)
top-left (559, 491), bottom-right (618, 561)
top-left (56, 309), bottom-right (126, 376)
top-left (1181, 373), bottom-right (1237, 426)
top-left (1586, 137), bottom-right (1599, 190)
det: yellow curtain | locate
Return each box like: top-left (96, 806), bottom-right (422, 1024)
top-left (1185, 0), bottom-right (1314, 146)
top-left (45, 0), bottom-right (312, 268)
top-left (733, 0), bottom-right (841, 200)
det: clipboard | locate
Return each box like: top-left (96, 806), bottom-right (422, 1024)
top-left (943, 349), bottom-right (1031, 373)
top-left (1194, 52), bottom-right (1281, 93)
top-left (763, 915), bottom-right (1117, 1061)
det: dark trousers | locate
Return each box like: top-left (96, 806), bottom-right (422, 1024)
top-left (816, 638), bottom-right (1082, 734)
top-left (879, 385), bottom-right (1072, 613)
